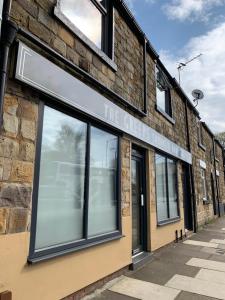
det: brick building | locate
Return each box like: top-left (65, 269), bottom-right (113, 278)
top-left (0, 0), bottom-right (225, 299)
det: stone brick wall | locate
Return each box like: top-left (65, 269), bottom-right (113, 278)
top-left (114, 9), bottom-right (144, 110)
top-left (0, 0), bottom-right (223, 234)
top-left (215, 142), bottom-right (225, 204)
top-left (10, 0), bottom-right (189, 151)
top-left (0, 80), bottom-right (38, 234)
top-left (187, 112), bottom-right (217, 226)
top-left (121, 138), bottom-right (131, 217)
top-left (146, 55), bottom-right (188, 150)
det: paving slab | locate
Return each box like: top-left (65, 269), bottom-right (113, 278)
top-left (109, 276), bottom-right (180, 300)
top-left (187, 258), bottom-right (225, 272)
top-left (94, 290), bottom-right (138, 300)
top-left (196, 268), bottom-right (225, 284)
top-left (183, 240), bottom-right (218, 248)
top-left (211, 239), bottom-right (225, 245)
top-left (175, 291), bottom-right (217, 300)
top-left (166, 274), bottom-right (225, 299)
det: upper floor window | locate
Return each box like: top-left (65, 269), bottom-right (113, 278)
top-left (55, 0), bottom-right (113, 60)
top-left (197, 120), bottom-right (205, 150)
top-left (156, 66), bottom-right (172, 117)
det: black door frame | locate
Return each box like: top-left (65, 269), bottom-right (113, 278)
top-left (182, 164), bottom-right (194, 231)
top-left (211, 173), bottom-right (217, 215)
top-left (131, 145), bottom-right (147, 256)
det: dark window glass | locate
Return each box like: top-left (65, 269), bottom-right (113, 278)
top-left (34, 106), bottom-right (119, 253)
top-left (156, 67), bottom-right (172, 116)
top-left (155, 153), bottom-right (179, 223)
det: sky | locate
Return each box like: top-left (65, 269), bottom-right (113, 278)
top-left (124, 0), bottom-right (225, 133)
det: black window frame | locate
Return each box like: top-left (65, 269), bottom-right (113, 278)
top-left (28, 100), bottom-right (122, 264)
top-left (155, 66), bottom-right (173, 121)
top-left (155, 152), bottom-right (180, 226)
top-left (54, 0), bottom-right (115, 66)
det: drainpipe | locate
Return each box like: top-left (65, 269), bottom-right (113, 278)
top-left (213, 138), bottom-right (221, 217)
top-left (184, 97), bottom-right (197, 233)
top-left (0, 0), bottom-right (18, 129)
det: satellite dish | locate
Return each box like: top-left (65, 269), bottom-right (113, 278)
top-left (192, 89), bottom-right (204, 100)
top-left (192, 89), bottom-right (204, 108)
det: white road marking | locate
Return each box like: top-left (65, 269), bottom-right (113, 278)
top-left (109, 276), bottom-right (180, 300)
top-left (196, 269), bottom-right (225, 284)
top-left (187, 258), bottom-right (225, 272)
top-left (166, 274), bottom-right (225, 299)
top-left (183, 240), bottom-right (218, 248)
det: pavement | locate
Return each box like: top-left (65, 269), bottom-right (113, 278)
top-left (91, 217), bottom-right (225, 300)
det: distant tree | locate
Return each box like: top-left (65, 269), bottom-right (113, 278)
top-left (215, 132), bottom-right (225, 148)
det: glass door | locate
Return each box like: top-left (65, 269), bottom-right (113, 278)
top-left (131, 148), bottom-right (146, 256)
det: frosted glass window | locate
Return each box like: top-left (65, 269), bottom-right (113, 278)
top-left (35, 106), bottom-right (87, 250)
top-left (88, 127), bottom-right (118, 236)
top-left (155, 153), bottom-right (179, 223)
top-left (155, 155), bottom-right (168, 222)
top-left (60, 0), bottom-right (102, 48)
top-left (168, 159), bottom-right (178, 218)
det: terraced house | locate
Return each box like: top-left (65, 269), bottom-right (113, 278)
top-left (0, 0), bottom-right (225, 299)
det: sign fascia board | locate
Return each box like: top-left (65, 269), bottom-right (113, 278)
top-left (15, 42), bottom-right (192, 164)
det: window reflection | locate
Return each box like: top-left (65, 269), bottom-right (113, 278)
top-left (155, 153), bottom-right (178, 222)
top-left (60, 0), bottom-right (102, 48)
top-left (88, 127), bottom-right (118, 237)
top-left (168, 159), bottom-right (178, 218)
top-left (155, 155), bottom-right (168, 221)
top-left (36, 106), bottom-right (87, 249)
top-left (156, 67), bottom-right (171, 115)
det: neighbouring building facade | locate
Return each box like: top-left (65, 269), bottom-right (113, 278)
top-left (0, 1), bottom-right (225, 299)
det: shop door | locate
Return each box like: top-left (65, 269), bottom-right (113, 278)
top-left (131, 148), bottom-right (147, 256)
top-left (211, 174), bottom-right (218, 215)
top-left (182, 164), bottom-right (193, 231)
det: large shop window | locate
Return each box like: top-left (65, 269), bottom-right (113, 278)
top-left (156, 67), bottom-right (172, 117)
top-left (155, 153), bottom-right (179, 224)
top-left (55, 0), bottom-right (113, 58)
top-left (29, 105), bottom-right (120, 262)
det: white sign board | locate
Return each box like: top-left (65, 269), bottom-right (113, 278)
top-left (15, 42), bottom-right (192, 164)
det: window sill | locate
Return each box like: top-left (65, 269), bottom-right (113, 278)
top-left (54, 6), bottom-right (117, 72)
top-left (155, 105), bottom-right (175, 125)
top-left (198, 143), bottom-right (206, 151)
top-left (28, 232), bottom-right (123, 264)
top-left (157, 217), bottom-right (180, 227)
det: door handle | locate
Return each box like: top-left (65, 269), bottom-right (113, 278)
top-left (141, 194), bottom-right (144, 206)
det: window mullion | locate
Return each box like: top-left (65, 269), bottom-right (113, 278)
top-left (83, 123), bottom-right (91, 240)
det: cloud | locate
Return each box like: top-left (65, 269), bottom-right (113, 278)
top-left (163, 0), bottom-right (225, 22)
top-left (159, 21), bottom-right (225, 133)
